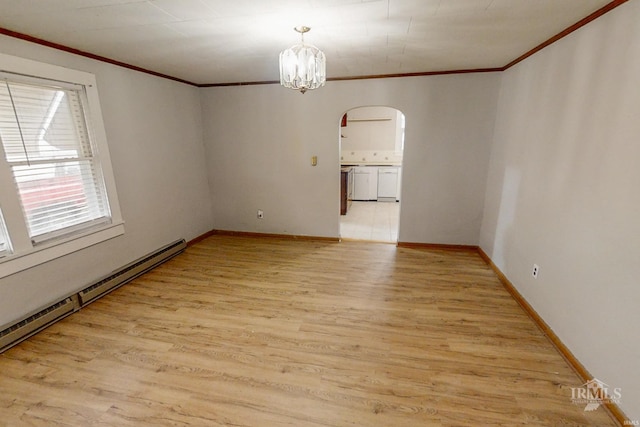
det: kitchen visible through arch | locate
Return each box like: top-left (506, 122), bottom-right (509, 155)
top-left (339, 106), bottom-right (404, 243)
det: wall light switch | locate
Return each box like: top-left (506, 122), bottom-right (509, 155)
top-left (311, 155), bottom-right (317, 166)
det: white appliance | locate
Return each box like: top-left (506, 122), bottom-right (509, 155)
top-left (377, 167), bottom-right (399, 202)
top-left (353, 166), bottom-right (378, 200)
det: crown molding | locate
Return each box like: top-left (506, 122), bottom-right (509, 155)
top-left (503, 0), bottom-right (629, 70)
top-left (0, 27), bottom-right (197, 86)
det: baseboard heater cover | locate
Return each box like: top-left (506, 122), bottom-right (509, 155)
top-left (0, 238), bottom-right (186, 354)
top-left (0, 295), bottom-right (80, 353)
top-left (78, 239), bottom-right (186, 306)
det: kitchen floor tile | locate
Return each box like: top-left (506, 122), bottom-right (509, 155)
top-left (340, 201), bottom-right (399, 243)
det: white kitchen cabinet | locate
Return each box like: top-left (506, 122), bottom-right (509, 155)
top-left (367, 167), bottom-right (378, 199)
top-left (353, 171), bottom-right (369, 200)
top-left (377, 167), bottom-right (399, 201)
top-left (353, 166), bottom-right (378, 200)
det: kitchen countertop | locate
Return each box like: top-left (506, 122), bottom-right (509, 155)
top-left (341, 164), bottom-right (402, 167)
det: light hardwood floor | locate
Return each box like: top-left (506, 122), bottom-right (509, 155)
top-left (0, 236), bottom-right (617, 426)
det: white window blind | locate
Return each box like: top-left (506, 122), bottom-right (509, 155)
top-left (0, 77), bottom-right (111, 243)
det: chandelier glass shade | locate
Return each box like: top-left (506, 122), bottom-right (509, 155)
top-left (279, 26), bottom-right (326, 94)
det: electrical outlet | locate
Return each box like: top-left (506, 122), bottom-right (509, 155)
top-left (257, 209), bottom-right (264, 219)
top-left (532, 264), bottom-right (539, 279)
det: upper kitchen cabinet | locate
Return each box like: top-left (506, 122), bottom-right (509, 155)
top-left (340, 106), bottom-right (404, 166)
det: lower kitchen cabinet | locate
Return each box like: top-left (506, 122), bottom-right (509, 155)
top-left (353, 166), bottom-right (378, 200)
top-left (377, 167), bottom-right (399, 201)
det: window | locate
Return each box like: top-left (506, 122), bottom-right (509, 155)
top-left (0, 210), bottom-right (10, 257)
top-left (0, 77), bottom-right (110, 242)
top-left (0, 53), bottom-right (123, 278)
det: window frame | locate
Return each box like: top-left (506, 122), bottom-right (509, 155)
top-left (0, 53), bottom-right (124, 278)
top-left (0, 210), bottom-right (11, 257)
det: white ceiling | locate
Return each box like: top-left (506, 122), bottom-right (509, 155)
top-left (0, 0), bottom-right (613, 85)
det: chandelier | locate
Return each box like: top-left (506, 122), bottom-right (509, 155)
top-left (279, 26), bottom-right (326, 94)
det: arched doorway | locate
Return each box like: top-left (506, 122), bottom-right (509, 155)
top-left (339, 106), bottom-right (405, 242)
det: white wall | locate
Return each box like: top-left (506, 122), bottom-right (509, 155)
top-left (340, 106), bottom-right (403, 165)
top-left (201, 73), bottom-right (500, 243)
top-left (0, 36), bottom-right (213, 327)
top-left (480, 1), bottom-right (640, 420)
top-left (342, 106), bottom-right (398, 150)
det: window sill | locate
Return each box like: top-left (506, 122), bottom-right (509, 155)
top-left (0, 222), bottom-right (125, 279)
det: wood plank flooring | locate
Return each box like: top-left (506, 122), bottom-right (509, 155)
top-left (0, 235), bottom-right (617, 426)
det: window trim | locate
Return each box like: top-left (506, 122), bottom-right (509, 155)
top-left (0, 211), bottom-right (11, 257)
top-left (0, 53), bottom-right (124, 279)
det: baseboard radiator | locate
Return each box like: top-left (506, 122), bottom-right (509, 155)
top-left (78, 239), bottom-right (186, 306)
top-left (0, 296), bottom-right (80, 353)
top-left (0, 239), bottom-right (186, 353)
